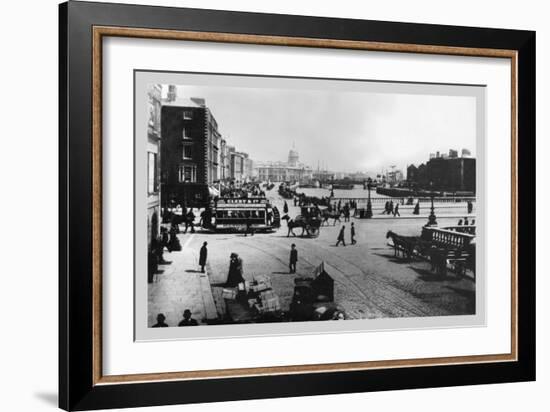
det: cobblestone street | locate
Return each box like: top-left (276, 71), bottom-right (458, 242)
top-left (149, 187), bottom-right (476, 326)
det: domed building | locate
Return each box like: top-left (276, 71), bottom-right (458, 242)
top-left (288, 148), bottom-right (299, 167)
top-left (254, 146), bottom-right (313, 183)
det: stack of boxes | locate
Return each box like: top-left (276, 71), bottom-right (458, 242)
top-left (222, 288), bottom-right (238, 300)
top-left (247, 275), bottom-right (281, 314)
top-left (222, 275), bottom-right (281, 315)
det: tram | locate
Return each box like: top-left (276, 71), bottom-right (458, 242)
top-left (206, 197), bottom-right (281, 232)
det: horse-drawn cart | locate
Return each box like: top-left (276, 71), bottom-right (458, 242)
top-left (282, 206), bottom-right (322, 238)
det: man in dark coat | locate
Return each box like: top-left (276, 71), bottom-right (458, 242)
top-left (350, 222), bottom-right (356, 245)
top-left (335, 225), bottom-right (346, 247)
top-left (226, 253), bottom-right (244, 287)
top-left (289, 243), bottom-right (298, 273)
top-left (178, 309), bottom-right (198, 326)
top-left (184, 209), bottom-right (195, 233)
top-left (393, 203), bottom-right (400, 217)
top-left (151, 313), bottom-right (169, 328)
top-left (199, 241), bottom-right (208, 273)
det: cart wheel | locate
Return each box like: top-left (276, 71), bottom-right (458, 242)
top-left (309, 226), bottom-right (320, 238)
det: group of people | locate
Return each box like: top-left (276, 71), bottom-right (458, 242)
top-left (151, 309), bottom-right (199, 328)
top-left (382, 200), bottom-right (400, 216)
top-left (335, 222), bottom-right (357, 246)
top-left (458, 217), bottom-right (476, 226)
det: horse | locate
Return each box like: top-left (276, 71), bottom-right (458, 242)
top-left (281, 214), bottom-right (307, 237)
top-left (321, 209), bottom-right (342, 226)
top-left (385, 230), bottom-right (418, 260)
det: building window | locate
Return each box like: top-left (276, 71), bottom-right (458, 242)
top-left (182, 127), bottom-right (192, 140)
top-left (179, 165), bottom-right (197, 183)
top-left (183, 144), bottom-right (193, 159)
top-left (183, 110), bottom-right (193, 120)
top-left (147, 152), bottom-right (158, 193)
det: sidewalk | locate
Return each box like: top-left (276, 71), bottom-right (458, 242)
top-left (368, 213), bottom-right (477, 220)
top-left (148, 233), bottom-right (218, 327)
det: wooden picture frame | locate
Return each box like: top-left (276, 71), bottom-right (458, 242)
top-left (59, 1), bottom-right (535, 410)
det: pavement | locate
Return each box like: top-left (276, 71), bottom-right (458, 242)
top-left (148, 188), bottom-right (476, 326)
top-left (148, 235), bottom-right (217, 327)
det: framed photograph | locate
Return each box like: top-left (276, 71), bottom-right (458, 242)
top-left (59, 1), bottom-right (535, 410)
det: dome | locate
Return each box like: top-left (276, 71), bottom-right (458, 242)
top-left (288, 149), bottom-right (299, 166)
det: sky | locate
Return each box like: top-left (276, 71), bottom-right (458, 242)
top-left (167, 83), bottom-right (477, 175)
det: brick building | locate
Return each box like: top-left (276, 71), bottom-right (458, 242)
top-left (406, 149), bottom-right (476, 193)
top-left (160, 97), bottom-right (221, 208)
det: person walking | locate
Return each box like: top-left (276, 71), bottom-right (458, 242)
top-left (178, 309), bottom-right (198, 326)
top-left (283, 201), bottom-right (289, 215)
top-left (289, 243), bottom-right (298, 273)
top-left (393, 203), bottom-right (400, 217)
top-left (467, 200), bottom-right (473, 214)
top-left (413, 201), bottom-right (420, 215)
top-left (199, 241), bottom-right (208, 273)
top-left (335, 225), bottom-right (346, 247)
top-left (244, 215), bottom-right (254, 236)
top-left (350, 222), bottom-right (356, 245)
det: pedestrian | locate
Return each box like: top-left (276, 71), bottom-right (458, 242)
top-left (351, 222), bottom-right (356, 245)
top-left (335, 225), bottom-right (346, 247)
top-left (389, 200), bottom-right (394, 215)
top-left (178, 309), bottom-right (198, 326)
top-left (383, 201), bottom-right (389, 214)
top-left (152, 313), bottom-right (169, 328)
top-left (170, 213), bottom-right (180, 233)
top-left (200, 208), bottom-right (211, 228)
top-left (184, 209), bottom-right (195, 233)
top-left (413, 201), bottom-right (420, 215)
top-left (467, 200), bottom-right (473, 214)
top-left (154, 233), bottom-right (169, 264)
top-left (161, 226), bottom-right (171, 252)
top-left (289, 243), bottom-right (298, 273)
top-left (169, 225), bottom-right (181, 251)
top-left (244, 215), bottom-right (254, 236)
top-left (464, 216), bottom-right (469, 226)
top-left (226, 253), bottom-right (244, 287)
top-left (283, 201), bottom-right (289, 214)
top-left (199, 241), bottom-right (208, 273)
top-left (393, 203), bottom-right (400, 217)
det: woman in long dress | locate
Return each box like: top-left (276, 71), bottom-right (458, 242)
top-left (226, 252), bottom-right (244, 287)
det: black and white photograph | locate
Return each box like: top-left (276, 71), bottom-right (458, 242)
top-left (138, 72), bottom-right (483, 337)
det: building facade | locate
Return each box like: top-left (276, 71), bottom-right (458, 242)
top-left (407, 149), bottom-right (476, 193)
top-left (160, 97), bottom-right (221, 207)
top-left (147, 84), bottom-right (162, 250)
top-left (254, 149), bottom-right (313, 183)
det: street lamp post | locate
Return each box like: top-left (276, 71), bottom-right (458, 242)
top-left (427, 181), bottom-right (437, 226)
top-left (366, 178), bottom-right (373, 218)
